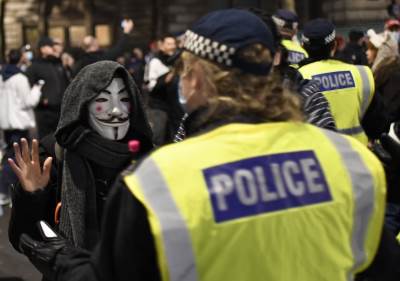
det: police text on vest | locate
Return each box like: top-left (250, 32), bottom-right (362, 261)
top-left (312, 71), bottom-right (355, 92)
top-left (288, 51), bottom-right (306, 64)
top-left (203, 151), bottom-right (331, 222)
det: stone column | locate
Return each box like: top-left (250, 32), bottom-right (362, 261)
top-left (4, 0), bottom-right (38, 51)
top-left (322, 0), bottom-right (387, 25)
top-left (281, 0), bottom-right (295, 11)
top-left (0, 0), bottom-right (5, 61)
top-left (164, 0), bottom-right (209, 34)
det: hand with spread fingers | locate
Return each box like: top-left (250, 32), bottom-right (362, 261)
top-left (8, 138), bottom-right (53, 193)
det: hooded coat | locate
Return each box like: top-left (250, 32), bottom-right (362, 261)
top-left (54, 61), bottom-right (153, 249)
top-left (9, 61), bottom-right (153, 253)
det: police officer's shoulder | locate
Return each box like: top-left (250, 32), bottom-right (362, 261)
top-left (298, 59), bottom-right (321, 70)
top-left (120, 146), bottom-right (162, 177)
top-left (141, 128), bottom-right (229, 164)
top-left (120, 162), bottom-right (139, 177)
top-left (152, 137), bottom-right (202, 158)
top-left (121, 141), bottom-right (187, 177)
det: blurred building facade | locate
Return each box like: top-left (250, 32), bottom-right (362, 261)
top-left (0, 0), bottom-right (391, 60)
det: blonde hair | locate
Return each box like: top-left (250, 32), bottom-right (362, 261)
top-left (181, 44), bottom-right (303, 124)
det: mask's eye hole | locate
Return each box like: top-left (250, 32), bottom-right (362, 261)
top-left (95, 98), bottom-right (108, 102)
top-left (121, 97), bottom-right (130, 102)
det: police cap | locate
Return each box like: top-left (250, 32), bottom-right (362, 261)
top-left (273, 9), bottom-right (299, 29)
top-left (183, 9), bottom-right (275, 75)
top-left (302, 18), bottom-right (336, 46)
top-left (37, 36), bottom-right (55, 48)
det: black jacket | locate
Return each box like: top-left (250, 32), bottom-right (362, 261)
top-left (26, 56), bottom-right (68, 110)
top-left (336, 42), bottom-right (368, 66)
top-left (72, 34), bottom-right (131, 76)
top-left (149, 74), bottom-right (184, 143)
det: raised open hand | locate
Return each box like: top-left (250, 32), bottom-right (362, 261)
top-left (8, 138), bottom-right (53, 193)
top-left (122, 19), bottom-right (134, 34)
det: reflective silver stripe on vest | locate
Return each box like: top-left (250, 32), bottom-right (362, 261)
top-left (355, 65), bottom-right (372, 118)
top-left (136, 157), bottom-right (198, 281)
top-left (338, 126), bottom-right (364, 136)
top-left (322, 130), bottom-right (375, 280)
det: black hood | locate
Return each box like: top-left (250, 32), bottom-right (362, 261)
top-left (55, 60), bottom-right (153, 150)
top-left (1, 64), bottom-right (21, 81)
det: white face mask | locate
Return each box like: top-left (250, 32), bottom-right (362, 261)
top-left (88, 77), bottom-right (131, 140)
top-left (177, 77), bottom-right (189, 112)
top-left (177, 76), bottom-right (197, 114)
top-left (25, 51), bottom-right (33, 61)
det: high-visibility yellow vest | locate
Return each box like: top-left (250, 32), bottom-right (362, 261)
top-left (299, 59), bottom-right (375, 145)
top-left (124, 122), bottom-right (386, 281)
top-left (281, 39), bottom-right (308, 68)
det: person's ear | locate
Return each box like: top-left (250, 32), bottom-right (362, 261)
top-left (190, 63), bottom-right (204, 93)
top-left (273, 50), bottom-right (282, 66)
top-left (331, 40), bottom-right (338, 56)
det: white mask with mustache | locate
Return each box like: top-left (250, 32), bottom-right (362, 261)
top-left (88, 78), bottom-right (131, 140)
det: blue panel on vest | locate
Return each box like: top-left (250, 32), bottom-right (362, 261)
top-left (203, 151), bottom-right (332, 223)
top-left (287, 51), bottom-right (306, 64)
top-left (312, 71), bottom-right (355, 91)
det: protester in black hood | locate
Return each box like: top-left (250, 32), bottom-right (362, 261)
top-left (8, 61), bottom-right (154, 260)
top-left (26, 36), bottom-right (69, 139)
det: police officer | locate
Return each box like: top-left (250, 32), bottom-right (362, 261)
top-left (272, 9), bottom-right (308, 67)
top-left (298, 19), bottom-right (375, 145)
top-left (15, 9), bottom-right (400, 281)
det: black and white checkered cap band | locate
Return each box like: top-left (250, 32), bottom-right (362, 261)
top-left (183, 30), bottom-right (236, 67)
top-left (302, 30), bottom-right (336, 45)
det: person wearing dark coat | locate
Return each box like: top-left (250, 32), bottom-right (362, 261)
top-left (72, 19), bottom-right (134, 76)
top-left (8, 61), bottom-right (153, 261)
top-left (387, 0), bottom-right (400, 19)
top-left (26, 37), bottom-right (69, 139)
top-left (336, 30), bottom-right (368, 65)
